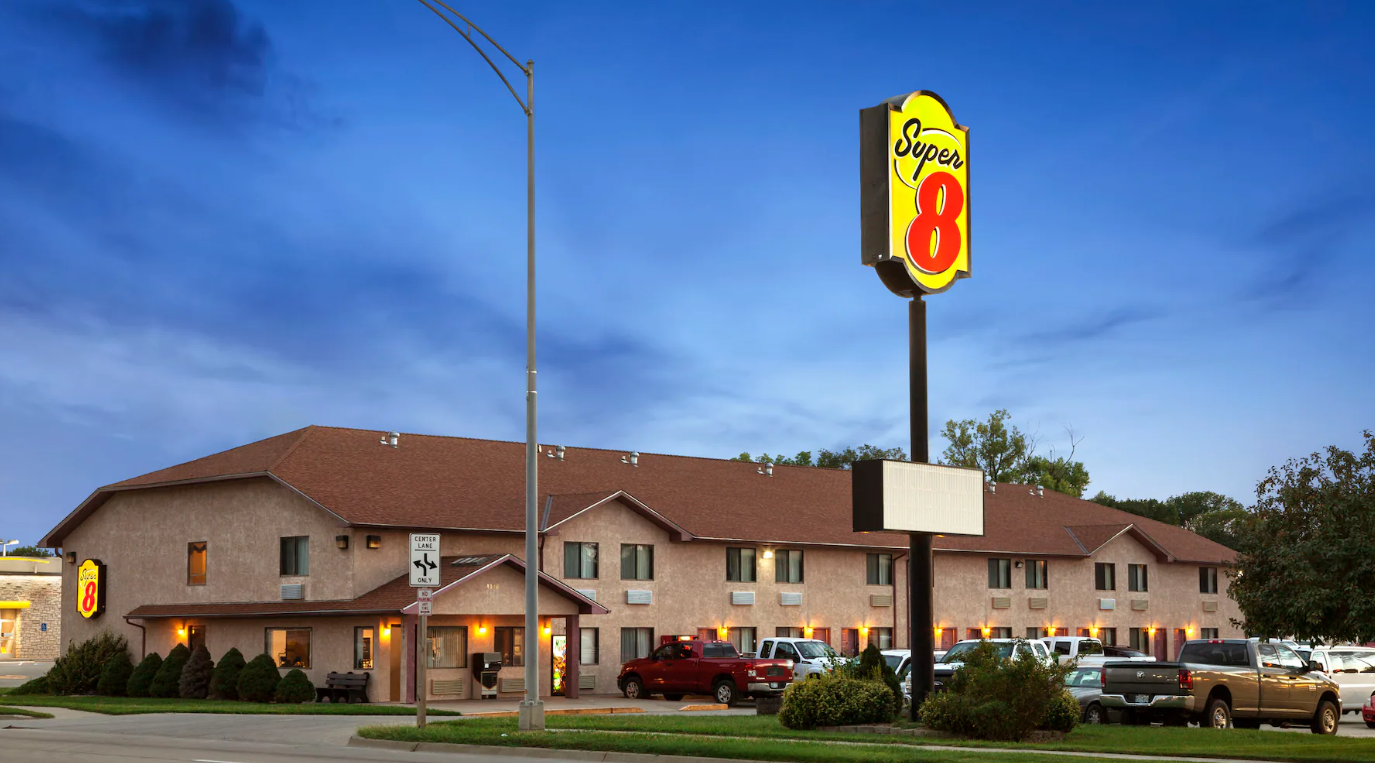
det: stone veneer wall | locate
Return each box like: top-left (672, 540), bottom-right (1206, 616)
top-left (0, 574), bottom-right (61, 660)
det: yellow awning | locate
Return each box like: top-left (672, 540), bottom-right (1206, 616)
top-left (0, 601), bottom-right (32, 609)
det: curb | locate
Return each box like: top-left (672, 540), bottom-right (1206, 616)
top-left (679, 704), bottom-right (728, 712)
top-left (350, 735), bottom-right (771, 762)
top-left (463, 707), bottom-right (649, 718)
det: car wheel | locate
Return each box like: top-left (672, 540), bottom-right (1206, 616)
top-left (622, 676), bottom-right (644, 700)
top-left (1083, 703), bottom-right (1106, 725)
top-left (1206, 697), bottom-right (1232, 729)
top-left (663, 693), bottom-right (684, 701)
top-left (1310, 699), bottom-right (1339, 736)
top-left (713, 679), bottom-right (738, 707)
top-left (1365, 720), bottom-right (1375, 730)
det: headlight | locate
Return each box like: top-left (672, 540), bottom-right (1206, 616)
top-left (786, 660), bottom-right (794, 669)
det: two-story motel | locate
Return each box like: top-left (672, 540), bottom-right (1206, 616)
top-left (42, 426), bottom-right (1240, 702)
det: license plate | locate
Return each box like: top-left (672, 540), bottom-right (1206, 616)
top-left (770, 682), bottom-right (784, 689)
top-left (1129, 694), bottom-right (1149, 704)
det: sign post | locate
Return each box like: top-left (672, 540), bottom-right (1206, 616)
top-left (855, 91), bottom-right (981, 712)
top-left (410, 533), bottom-right (440, 728)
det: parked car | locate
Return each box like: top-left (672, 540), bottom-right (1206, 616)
top-left (1042, 636), bottom-right (1157, 666)
top-left (618, 639), bottom-right (793, 706)
top-left (1100, 638), bottom-right (1342, 733)
top-left (755, 637), bottom-right (842, 679)
top-left (1306, 647), bottom-right (1375, 713)
top-left (1363, 692), bottom-right (1375, 729)
top-left (904, 638), bottom-right (1054, 697)
top-left (882, 648), bottom-right (912, 680)
top-left (1102, 645), bottom-right (1156, 662)
top-left (1064, 665), bottom-right (1112, 724)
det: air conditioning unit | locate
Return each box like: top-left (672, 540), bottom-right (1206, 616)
top-left (280, 584), bottom-right (304, 600)
top-left (1028, 597), bottom-right (1049, 610)
top-left (779, 592), bottom-right (802, 606)
top-left (626, 590), bottom-right (653, 605)
top-left (1099, 598), bottom-right (1117, 611)
top-left (579, 673), bottom-right (596, 690)
top-left (731, 591), bottom-right (755, 606)
top-left (870, 594), bottom-right (894, 607)
top-left (1131, 599), bottom-right (1149, 611)
top-left (501, 676), bottom-right (525, 693)
top-left (431, 678), bottom-right (464, 696)
top-left (992, 597), bottom-right (1012, 609)
top-left (574, 588), bottom-right (597, 602)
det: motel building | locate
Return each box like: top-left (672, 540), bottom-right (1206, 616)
top-left (42, 426), bottom-right (1240, 703)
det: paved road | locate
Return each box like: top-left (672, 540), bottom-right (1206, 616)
top-left (0, 660), bottom-right (52, 687)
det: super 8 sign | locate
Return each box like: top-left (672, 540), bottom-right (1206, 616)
top-left (76, 559), bottom-right (106, 619)
top-left (860, 91), bottom-right (970, 297)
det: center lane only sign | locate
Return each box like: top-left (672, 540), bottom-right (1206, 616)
top-left (410, 533), bottom-right (440, 588)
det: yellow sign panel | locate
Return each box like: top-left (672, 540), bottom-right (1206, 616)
top-left (860, 91), bottom-right (970, 296)
top-left (76, 559), bottom-right (105, 619)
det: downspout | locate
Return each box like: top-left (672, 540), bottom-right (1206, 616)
top-left (537, 495), bottom-right (553, 571)
top-left (894, 552), bottom-right (908, 648)
top-left (124, 617), bottom-right (147, 659)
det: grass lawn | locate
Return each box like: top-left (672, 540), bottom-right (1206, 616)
top-left (360, 714), bottom-right (1375, 763)
top-left (0, 706), bottom-right (54, 718)
top-left (1, 695), bottom-right (460, 716)
top-left (358, 718), bottom-right (1131, 763)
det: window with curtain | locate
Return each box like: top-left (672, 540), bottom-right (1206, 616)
top-left (266, 628), bottom-right (311, 668)
top-left (620, 627), bottom-right (653, 661)
top-left (1025, 560), bottom-right (1048, 589)
top-left (580, 628), bottom-right (599, 665)
top-left (867, 553), bottom-right (893, 585)
top-left (726, 547), bottom-right (756, 582)
top-left (428, 626), bottom-right (468, 668)
top-left (1095, 563), bottom-right (1116, 591)
top-left (1200, 627), bottom-right (1219, 639)
top-left (187, 542), bottom-right (207, 586)
top-left (776, 627), bottom-right (803, 638)
top-left (1199, 567), bottom-right (1218, 594)
top-left (563, 542), bottom-right (598, 579)
top-left (620, 544), bottom-right (654, 580)
top-left (1098, 627), bottom-right (1118, 645)
top-left (729, 627), bottom-right (757, 656)
top-left (867, 627), bottom-right (893, 649)
top-left (279, 536), bottom-right (309, 576)
top-left (775, 550), bottom-right (804, 583)
top-left (495, 627), bottom-right (524, 667)
top-left (1128, 564), bottom-right (1148, 592)
top-left (987, 558), bottom-right (1011, 588)
top-left (1128, 628), bottom-right (1152, 654)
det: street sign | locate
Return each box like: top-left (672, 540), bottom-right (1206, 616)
top-left (418, 600), bottom-right (433, 616)
top-left (417, 587), bottom-right (433, 602)
top-left (410, 533), bottom-right (440, 587)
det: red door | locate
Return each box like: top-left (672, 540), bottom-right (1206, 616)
top-left (1153, 630), bottom-right (1168, 659)
top-left (940, 629), bottom-right (957, 651)
top-left (1173, 629), bottom-right (1188, 659)
top-left (841, 629), bottom-right (859, 657)
top-left (812, 628), bottom-right (831, 647)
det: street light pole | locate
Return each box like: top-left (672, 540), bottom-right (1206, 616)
top-left (415, 0), bottom-right (543, 731)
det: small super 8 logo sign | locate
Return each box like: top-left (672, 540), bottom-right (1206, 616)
top-left (76, 558), bottom-right (106, 619)
top-left (861, 91), bottom-right (970, 296)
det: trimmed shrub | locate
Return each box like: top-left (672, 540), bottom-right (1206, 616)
top-left (49, 630), bottom-right (128, 695)
top-left (97, 650), bottom-right (134, 696)
top-left (179, 645), bottom-right (215, 699)
top-left (9, 675), bottom-right (50, 696)
top-left (836, 643), bottom-right (904, 712)
top-left (1040, 689), bottom-right (1080, 733)
top-left (236, 653), bottom-right (282, 703)
top-left (126, 653), bottom-right (162, 698)
top-left (917, 640), bottom-right (1070, 741)
top-left (210, 647), bottom-right (246, 700)
top-left (274, 668), bottom-right (315, 704)
top-left (150, 644), bottom-right (190, 698)
top-left (778, 673), bottom-right (898, 730)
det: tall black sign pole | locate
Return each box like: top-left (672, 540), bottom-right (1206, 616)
top-left (909, 297), bottom-right (935, 709)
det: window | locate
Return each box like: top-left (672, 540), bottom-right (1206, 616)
top-left (279, 536), bottom-right (309, 576)
top-left (775, 550), bottom-right (804, 583)
top-left (1128, 564), bottom-right (1148, 592)
top-left (580, 628), bottom-right (599, 665)
top-left (1094, 563), bottom-right (1116, 591)
top-left (428, 626), bottom-right (467, 668)
top-left (1025, 560), bottom-right (1048, 590)
top-left (620, 627), bottom-right (654, 661)
top-left (494, 627), bottom-right (524, 667)
top-left (729, 627), bottom-right (757, 656)
top-left (620, 544), bottom-right (654, 580)
top-left (188, 625), bottom-right (205, 653)
top-left (187, 542), bottom-right (207, 586)
top-left (865, 553), bottom-right (893, 585)
top-left (1199, 566), bottom-right (1218, 594)
top-left (773, 640), bottom-right (800, 661)
top-left (1097, 627), bottom-right (1117, 646)
top-left (987, 627), bottom-right (1012, 639)
top-left (726, 547), bottom-right (756, 582)
top-left (867, 627), bottom-right (894, 649)
top-left (1052, 640), bottom-right (1072, 656)
top-left (563, 542), bottom-right (598, 579)
top-left (1128, 628), bottom-right (1152, 654)
top-left (1026, 627), bottom-right (1050, 639)
top-left (266, 628), bottom-right (311, 668)
top-left (987, 558), bottom-right (1011, 589)
top-left (355, 626), bottom-right (375, 670)
top-left (1200, 627), bottom-right (1219, 639)
top-left (776, 627), bottom-right (804, 638)
top-left (703, 642), bottom-right (739, 658)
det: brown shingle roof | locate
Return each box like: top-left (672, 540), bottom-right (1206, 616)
top-left (47, 426), bottom-right (1235, 564)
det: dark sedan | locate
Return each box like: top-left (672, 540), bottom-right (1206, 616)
top-left (1065, 666), bottom-right (1112, 724)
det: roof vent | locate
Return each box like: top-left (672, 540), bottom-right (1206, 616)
top-left (989, 482), bottom-right (997, 494)
top-left (757, 462), bottom-right (773, 477)
top-left (546, 445), bottom-right (566, 460)
top-left (621, 451), bottom-right (639, 467)
top-left (380, 431), bottom-right (400, 448)
top-left (1037, 486), bottom-right (1044, 497)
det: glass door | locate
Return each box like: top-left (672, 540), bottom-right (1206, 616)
top-left (551, 635), bottom-right (567, 696)
top-left (0, 609), bottom-right (16, 656)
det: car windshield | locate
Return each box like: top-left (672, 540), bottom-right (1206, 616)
top-left (884, 654), bottom-right (904, 670)
top-left (1064, 668), bottom-right (1101, 687)
top-left (942, 642), bottom-right (1013, 662)
top-left (797, 641), bottom-right (837, 660)
top-left (1078, 640), bottom-right (1103, 656)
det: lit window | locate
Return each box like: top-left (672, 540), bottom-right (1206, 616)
top-left (187, 542), bottom-right (207, 586)
top-left (495, 626), bottom-right (524, 667)
top-left (266, 628), bottom-right (311, 668)
top-left (427, 626), bottom-right (468, 668)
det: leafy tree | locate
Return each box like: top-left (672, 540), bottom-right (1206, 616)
top-left (939, 409), bottom-right (1037, 483)
top-left (210, 647), bottom-right (247, 700)
top-left (126, 652), bottom-right (162, 697)
top-left (1090, 491), bottom-right (1173, 523)
top-left (8, 545), bottom-right (52, 557)
top-left (1092, 490), bottom-right (1251, 548)
top-left (1185, 507), bottom-right (1254, 549)
top-left (150, 643), bottom-right (190, 698)
top-left (1230, 432), bottom-right (1375, 644)
top-left (730, 445), bottom-right (907, 470)
top-left (179, 645), bottom-right (215, 699)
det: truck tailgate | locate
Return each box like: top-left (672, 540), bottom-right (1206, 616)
top-left (1105, 662), bottom-right (1181, 697)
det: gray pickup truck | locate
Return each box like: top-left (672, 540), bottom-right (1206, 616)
top-left (1100, 639), bottom-right (1342, 734)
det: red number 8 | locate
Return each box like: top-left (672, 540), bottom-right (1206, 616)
top-left (905, 170), bottom-right (965, 274)
top-left (81, 581), bottom-right (96, 612)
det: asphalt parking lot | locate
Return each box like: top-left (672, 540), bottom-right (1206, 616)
top-left (0, 661), bottom-right (51, 688)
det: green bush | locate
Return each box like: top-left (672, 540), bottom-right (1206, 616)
top-left (210, 647), bottom-right (246, 700)
top-left (917, 640), bottom-right (1070, 741)
top-left (96, 650), bottom-right (134, 696)
top-left (48, 631), bottom-right (128, 695)
top-left (778, 673), bottom-right (898, 730)
top-left (178, 645), bottom-right (215, 699)
top-left (126, 652), bottom-right (162, 697)
top-left (149, 644), bottom-right (190, 698)
top-left (9, 675), bottom-right (50, 696)
top-left (274, 668), bottom-right (315, 704)
top-left (236, 653), bottom-right (282, 703)
top-left (1040, 689), bottom-right (1080, 733)
top-left (836, 643), bottom-right (904, 712)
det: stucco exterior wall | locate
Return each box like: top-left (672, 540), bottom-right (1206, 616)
top-left (0, 571), bottom-right (61, 659)
top-left (351, 529), bottom-right (524, 596)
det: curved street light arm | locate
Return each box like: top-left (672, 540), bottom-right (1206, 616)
top-left (415, 0), bottom-right (529, 113)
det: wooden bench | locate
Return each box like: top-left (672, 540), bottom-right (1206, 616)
top-left (315, 671), bottom-right (370, 703)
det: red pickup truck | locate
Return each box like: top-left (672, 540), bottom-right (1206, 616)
top-left (617, 639), bottom-right (794, 705)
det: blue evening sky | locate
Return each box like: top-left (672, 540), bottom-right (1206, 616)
top-left (2, 1), bottom-right (1373, 545)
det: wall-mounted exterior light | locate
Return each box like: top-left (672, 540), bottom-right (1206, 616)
top-left (65, 551), bottom-right (76, 564)
top-left (335, 535), bottom-right (349, 550)
top-left (366, 535), bottom-right (381, 549)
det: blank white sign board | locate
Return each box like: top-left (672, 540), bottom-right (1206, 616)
top-left (852, 460), bottom-right (985, 536)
